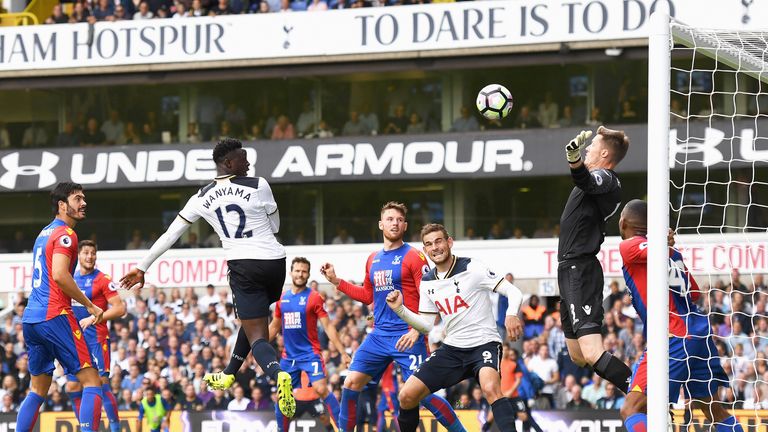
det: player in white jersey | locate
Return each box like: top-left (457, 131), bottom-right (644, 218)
top-left (120, 138), bottom-right (295, 418)
top-left (385, 223), bottom-right (524, 432)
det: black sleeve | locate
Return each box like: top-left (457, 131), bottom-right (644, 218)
top-left (570, 165), bottom-right (617, 195)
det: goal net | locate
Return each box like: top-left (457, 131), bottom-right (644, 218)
top-left (648, 14), bottom-right (768, 432)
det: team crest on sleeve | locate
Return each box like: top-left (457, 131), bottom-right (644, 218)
top-left (60, 235), bottom-right (72, 247)
top-left (486, 269), bottom-right (496, 279)
top-left (108, 282), bottom-right (119, 292)
top-left (421, 264), bottom-right (430, 275)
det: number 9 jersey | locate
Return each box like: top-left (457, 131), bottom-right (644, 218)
top-left (178, 175), bottom-right (286, 260)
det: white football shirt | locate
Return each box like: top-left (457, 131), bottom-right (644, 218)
top-left (419, 256), bottom-right (506, 348)
top-left (179, 175), bottom-right (286, 261)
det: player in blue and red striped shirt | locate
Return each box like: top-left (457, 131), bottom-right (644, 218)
top-left (618, 199), bottom-right (743, 432)
top-left (320, 202), bottom-right (465, 432)
top-left (65, 240), bottom-right (127, 432)
top-left (270, 257), bottom-right (350, 431)
top-left (18, 182), bottom-right (105, 432)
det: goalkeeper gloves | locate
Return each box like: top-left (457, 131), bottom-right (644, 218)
top-left (565, 130), bottom-right (593, 163)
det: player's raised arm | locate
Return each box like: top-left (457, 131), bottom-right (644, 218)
top-left (385, 290), bottom-right (437, 334)
top-left (319, 259), bottom-right (374, 305)
top-left (120, 215), bottom-right (192, 290)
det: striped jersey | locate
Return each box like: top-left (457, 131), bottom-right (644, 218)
top-left (620, 235), bottom-right (707, 338)
top-left (72, 268), bottom-right (119, 343)
top-left (23, 219), bottom-right (79, 324)
top-left (275, 288), bottom-right (327, 360)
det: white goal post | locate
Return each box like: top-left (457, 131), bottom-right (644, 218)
top-left (648, 12), bottom-right (768, 432)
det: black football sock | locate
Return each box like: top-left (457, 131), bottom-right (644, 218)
top-left (251, 339), bottom-right (282, 381)
top-left (491, 398), bottom-right (517, 432)
top-left (593, 351), bottom-right (632, 394)
top-left (397, 407), bottom-right (420, 432)
top-left (223, 328), bottom-right (251, 375)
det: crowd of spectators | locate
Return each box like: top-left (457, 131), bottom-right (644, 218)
top-left (0, 268), bottom-right (765, 426)
top-left (44, 0), bottom-right (444, 25)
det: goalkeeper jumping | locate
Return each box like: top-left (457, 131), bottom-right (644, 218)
top-left (557, 127), bottom-right (633, 395)
top-left (618, 199), bottom-right (744, 432)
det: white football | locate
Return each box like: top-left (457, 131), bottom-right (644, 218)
top-left (476, 84), bottom-right (514, 120)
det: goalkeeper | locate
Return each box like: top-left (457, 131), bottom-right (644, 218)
top-left (618, 199), bottom-right (743, 432)
top-left (557, 126), bottom-right (633, 394)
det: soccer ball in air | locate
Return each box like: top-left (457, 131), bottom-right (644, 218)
top-left (476, 84), bottom-right (514, 120)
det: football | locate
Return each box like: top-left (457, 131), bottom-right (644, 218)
top-left (476, 84), bottom-right (514, 120)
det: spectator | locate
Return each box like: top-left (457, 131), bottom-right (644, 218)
top-left (245, 123), bottom-right (263, 140)
top-left (21, 123), bottom-right (48, 147)
top-left (93, 0), bottom-right (115, 20)
top-left (190, 0), bottom-right (207, 15)
top-left (181, 233), bottom-right (201, 248)
top-left (730, 269), bottom-right (752, 296)
top-left (406, 112), bottom-right (425, 134)
top-left (359, 102), bottom-right (379, 135)
top-left (538, 92), bottom-right (559, 128)
top-left (382, 104), bottom-right (408, 134)
top-left (123, 122), bottom-right (142, 145)
top-left (521, 295), bottom-right (546, 339)
top-left (513, 105), bottom-right (541, 129)
top-left (342, 111), bottom-right (370, 136)
top-left (134, 1), bottom-right (154, 18)
top-left (0, 122), bottom-right (9, 148)
top-left (186, 122), bottom-right (202, 143)
top-left (101, 110), bottom-right (125, 145)
top-left (227, 385), bottom-right (250, 411)
top-left (558, 105), bottom-right (575, 128)
top-left (45, 4), bottom-right (70, 23)
top-left (126, 230), bottom-right (147, 250)
top-left (123, 366), bottom-right (146, 393)
top-left (81, 118), bottom-right (106, 146)
top-left (532, 219), bottom-right (555, 238)
top-left (247, 387), bottom-right (272, 410)
top-left (55, 121), bottom-right (80, 147)
top-left (141, 122), bottom-right (161, 144)
top-left (255, 0), bottom-right (271, 12)
top-left (295, 100), bottom-right (317, 137)
top-left (617, 100), bottom-right (638, 123)
top-left (216, 120), bottom-right (235, 141)
top-left (596, 383), bottom-right (624, 409)
top-left (566, 385), bottom-right (592, 410)
top-left (454, 393), bottom-right (472, 410)
top-left (0, 394), bottom-right (15, 413)
top-left (205, 390), bottom-right (230, 410)
top-left (586, 106), bottom-right (602, 127)
top-left (271, 115), bottom-right (296, 140)
top-left (581, 374), bottom-right (605, 406)
top-left (307, 0), bottom-right (328, 11)
top-left (113, 4), bottom-right (128, 20)
top-left (450, 106), bottom-right (479, 132)
top-left (527, 344), bottom-right (559, 408)
top-left (196, 94), bottom-right (223, 140)
top-left (173, 2), bottom-right (188, 17)
top-left (305, 120), bottom-right (334, 139)
top-left (212, 0), bottom-right (233, 15)
top-left (670, 99), bottom-right (686, 122)
top-left (331, 228), bottom-right (354, 245)
top-left (69, 1), bottom-right (92, 23)
top-left (178, 384), bottom-right (203, 411)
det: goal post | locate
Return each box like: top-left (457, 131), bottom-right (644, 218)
top-left (647, 11), bottom-right (671, 432)
top-left (648, 11), bottom-right (768, 431)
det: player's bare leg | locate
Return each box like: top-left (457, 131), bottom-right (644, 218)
top-left (691, 398), bottom-right (744, 432)
top-left (397, 375), bottom-right (433, 432)
top-left (570, 333), bottom-right (632, 394)
top-left (312, 378), bottom-right (341, 427)
top-left (477, 367), bottom-right (520, 432)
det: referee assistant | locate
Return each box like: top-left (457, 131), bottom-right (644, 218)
top-left (558, 126), bottom-right (632, 394)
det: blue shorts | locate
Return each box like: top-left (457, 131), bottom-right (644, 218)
top-left (24, 314), bottom-right (94, 377)
top-left (349, 331), bottom-right (429, 382)
top-left (281, 354), bottom-right (327, 389)
top-left (670, 336), bottom-right (729, 400)
top-left (67, 339), bottom-right (111, 381)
